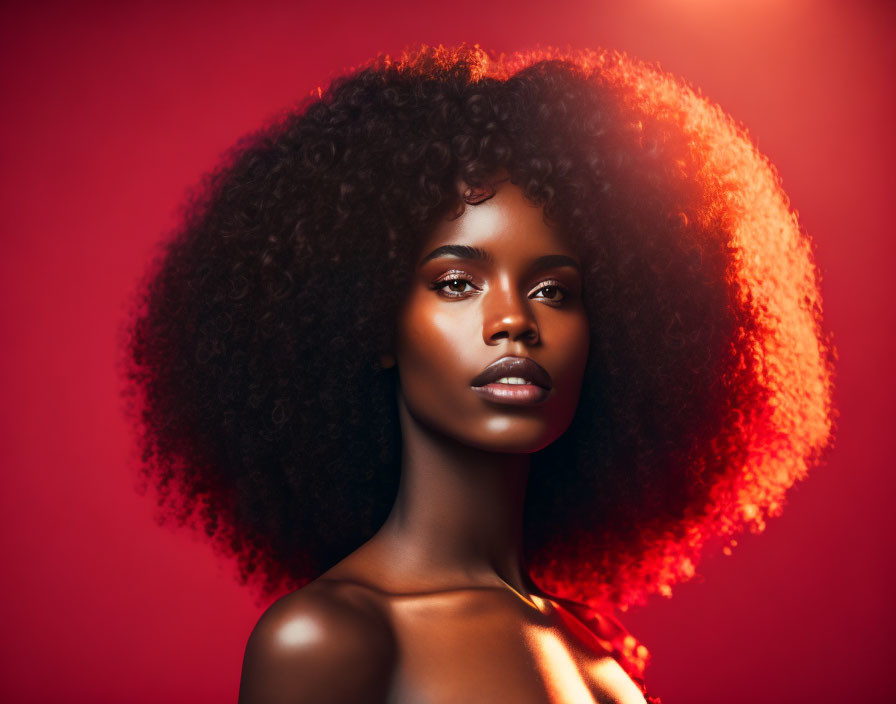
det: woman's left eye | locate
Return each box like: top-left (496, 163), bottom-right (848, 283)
top-left (529, 281), bottom-right (568, 303)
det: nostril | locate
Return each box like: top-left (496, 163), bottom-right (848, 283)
top-left (519, 329), bottom-right (539, 344)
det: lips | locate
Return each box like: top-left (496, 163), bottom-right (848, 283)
top-left (470, 356), bottom-right (553, 390)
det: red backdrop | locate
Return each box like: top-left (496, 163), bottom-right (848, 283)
top-left (2, 1), bottom-right (893, 702)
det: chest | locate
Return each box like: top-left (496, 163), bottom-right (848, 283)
top-left (381, 592), bottom-right (645, 704)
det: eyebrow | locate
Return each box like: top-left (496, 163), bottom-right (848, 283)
top-left (419, 245), bottom-right (580, 273)
top-left (420, 245), bottom-right (492, 265)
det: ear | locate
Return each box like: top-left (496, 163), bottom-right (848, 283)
top-left (379, 352), bottom-right (396, 370)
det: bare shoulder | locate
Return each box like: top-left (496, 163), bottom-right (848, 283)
top-left (238, 580), bottom-right (396, 704)
top-left (539, 592), bottom-right (650, 703)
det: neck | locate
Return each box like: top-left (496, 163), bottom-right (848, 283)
top-left (373, 394), bottom-right (533, 596)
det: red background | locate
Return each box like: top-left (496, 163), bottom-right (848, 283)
top-left (2, 1), bottom-right (893, 702)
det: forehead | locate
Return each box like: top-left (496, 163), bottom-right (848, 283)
top-left (417, 183), bottom-right (573, 264)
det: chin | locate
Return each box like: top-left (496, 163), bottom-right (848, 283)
top-left (399, 391), bottom-right (573, 455)
top-left (462, 417), bottom-right (566, 455)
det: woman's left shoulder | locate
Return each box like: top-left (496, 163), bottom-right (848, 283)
top-left (541, 592), bottom-right (661, 703)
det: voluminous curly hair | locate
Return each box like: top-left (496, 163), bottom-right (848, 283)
top-left (126, 45), bottom-right (834, 610)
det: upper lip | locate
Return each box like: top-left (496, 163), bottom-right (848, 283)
top-left (470, 356), bottom-right (553, 390)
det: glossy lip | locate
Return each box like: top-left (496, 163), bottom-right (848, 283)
top-left (470, 356), bottom-right (553, 390)
top-left (469, 356), bottom-right (553, 406)
top-left (470, 382), bottom-right (550, 405)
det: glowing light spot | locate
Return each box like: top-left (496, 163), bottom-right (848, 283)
top-left (589, 656), bottom-right (651, 703)
top-left (277, 617), bottom-right (322, 647)
top-left (528, 628), bottom-right (598, 703)
top-left (485, 416), bottom-right (512, 433)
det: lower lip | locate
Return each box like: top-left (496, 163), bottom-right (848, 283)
top-left (471, 383), bottom-right (550, 405)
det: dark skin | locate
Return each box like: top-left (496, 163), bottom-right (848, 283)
top-left (238, 182), bottom-right (648, 703)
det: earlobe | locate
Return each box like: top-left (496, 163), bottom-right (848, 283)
top-left (379, 353), bottom-right (396, 370)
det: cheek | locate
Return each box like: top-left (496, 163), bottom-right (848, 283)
top-left (545, 313), bottom-right (591, 416)
top-left (399, 307), bottom-right (454, 378)
top-left (394, 296), bottom-right (474, 406)
top-left (549, 313), bottom-right (590, 378)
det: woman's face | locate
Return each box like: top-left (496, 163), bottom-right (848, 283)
top-left (393, 181), bottom-right (590, 454)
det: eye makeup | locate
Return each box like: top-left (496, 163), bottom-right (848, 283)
top-left (429, 270), bottom-right (482, 298)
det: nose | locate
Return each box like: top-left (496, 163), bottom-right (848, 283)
top-left (482, 288), bottom-right (539, 346)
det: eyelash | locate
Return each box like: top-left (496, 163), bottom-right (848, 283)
top-left (430, 272), bottom-right (479, 298)
top-left (530, 280), bottom-right (568, 304)
top-left (430, 273), bottom-right (569, 304)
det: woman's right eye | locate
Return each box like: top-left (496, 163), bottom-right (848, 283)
top-left (431, 276), bottom-right (480, 298)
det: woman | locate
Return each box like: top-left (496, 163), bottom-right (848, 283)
top-left (127, 46), bottom-right (834, 702)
